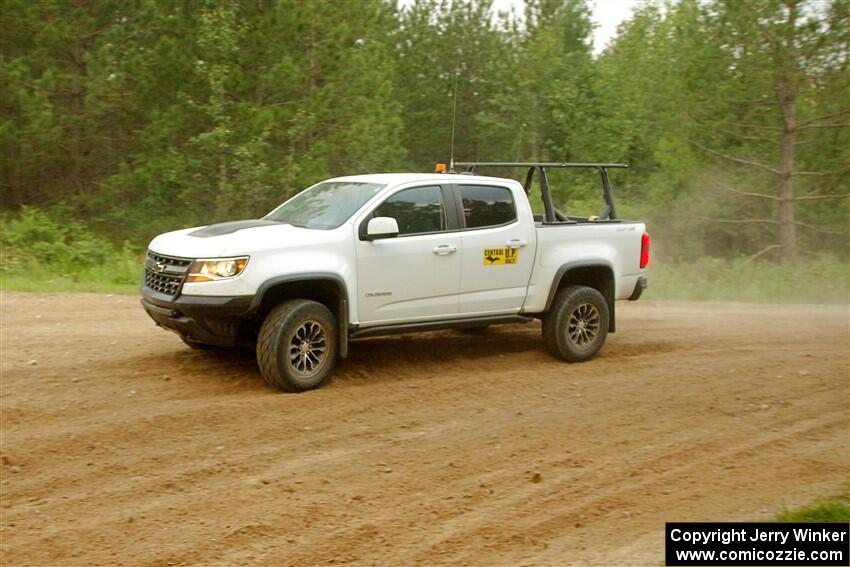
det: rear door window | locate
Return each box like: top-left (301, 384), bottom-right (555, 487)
top-left (458, 185), bottom-right (517, 229)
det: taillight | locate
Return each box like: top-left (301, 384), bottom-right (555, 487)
top-left (640, 232), bottom-right (650, 269)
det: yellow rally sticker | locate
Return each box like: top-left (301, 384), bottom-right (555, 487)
top-left (483, 248), bottom-right (519, 265)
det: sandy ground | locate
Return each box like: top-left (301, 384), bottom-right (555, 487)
top-left (0, 292), bottom-right (847, 566)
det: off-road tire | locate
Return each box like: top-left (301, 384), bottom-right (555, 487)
top-left (256, 299), bottom-right (338, 392)
top-left (542, 285), bottom-right (609, 362)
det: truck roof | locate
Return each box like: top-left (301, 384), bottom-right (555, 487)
top-left (327, 173), bottom-right (517, 186)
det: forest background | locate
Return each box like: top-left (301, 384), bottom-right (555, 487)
top-left (1, 0), bottom-right (848, 301)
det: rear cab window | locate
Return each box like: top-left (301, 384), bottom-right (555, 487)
top-left (457, 185), bottom-right (517, 229)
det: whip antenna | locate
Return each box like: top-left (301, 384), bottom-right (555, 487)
top-left (449, 56), bottom-right (460, 173)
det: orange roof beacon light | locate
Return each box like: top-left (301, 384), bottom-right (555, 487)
top-left (435, 163), bottom-right (447, 174)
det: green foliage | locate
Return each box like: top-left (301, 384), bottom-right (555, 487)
top-left (2, 0), bottom-right (406, 239)
top-left (774, 494), bottom-right (850, 523)
top-left (0, 207), bottom-right (141, 292)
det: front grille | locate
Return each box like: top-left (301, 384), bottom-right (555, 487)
top-left (144, 251), bottom-right (192, 297)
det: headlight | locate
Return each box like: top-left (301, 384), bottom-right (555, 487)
top-left (186, 257), bottom-right (249, 282)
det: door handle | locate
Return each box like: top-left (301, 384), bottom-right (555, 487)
top-left (432, 244), bottom-right (457, 255)
top-left (506, 239), bottom-right (527, 249)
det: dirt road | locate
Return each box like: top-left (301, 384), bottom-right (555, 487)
top-left (0, 292), bottom-right (847, 566)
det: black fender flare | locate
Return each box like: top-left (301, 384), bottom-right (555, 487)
top-left (544, 261), bottom-right (616, 333)
top-left (250, 272), bottom-right (350, 358)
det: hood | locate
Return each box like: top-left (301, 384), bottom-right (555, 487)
top-left (148, 219), bottom-right (327, 258)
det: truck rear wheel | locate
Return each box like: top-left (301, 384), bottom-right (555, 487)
top-left (256, 299), bottom-right (338, 392)
top-left (543, 285), bottom-right (609, 362)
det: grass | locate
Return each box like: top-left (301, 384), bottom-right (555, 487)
top-left (1, 206), bottom-right (143, 295)
top-left (0, 271), bottom-right (138, 295)
top-left (0, 262), bottom-right (141, 295)
top-left (645, 255), bottom-right (849, 304)
top-left (773, 494), bottom-right (850, 523)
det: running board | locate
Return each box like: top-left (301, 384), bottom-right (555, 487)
top-left (349, 314), bottom-right (534, 339)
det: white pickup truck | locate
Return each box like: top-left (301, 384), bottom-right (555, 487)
top-left (141, 162), bottom-right (649, 392)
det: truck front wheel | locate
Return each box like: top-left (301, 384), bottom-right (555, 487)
top-left (256, 299), bottom-right (338, 392)
top-left (543, 285), bottom-right (609, 362)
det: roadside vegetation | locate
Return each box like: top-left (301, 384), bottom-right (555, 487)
top-left (2, 205), bottom-right (846, 303)
top-left (648, 256), bottom-right (849, 304)
top-left (1, 207), bottom-right (140, 294)
top-left (773, 494), bottom-right (850, 522)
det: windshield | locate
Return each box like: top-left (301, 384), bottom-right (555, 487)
top-left (264, 181), bottom-right (385, 229)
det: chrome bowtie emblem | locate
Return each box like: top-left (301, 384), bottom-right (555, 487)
top-left (156, 261), bottom-right (167, 273)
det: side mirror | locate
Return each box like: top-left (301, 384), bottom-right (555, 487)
top-left (365, 217), bottom-right (399, 240)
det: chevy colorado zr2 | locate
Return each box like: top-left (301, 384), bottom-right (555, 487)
top-left (140, 162), bottom-right (649, 392)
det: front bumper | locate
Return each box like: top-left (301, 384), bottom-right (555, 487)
top-left (140, 287), bottom-right (254, 346)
